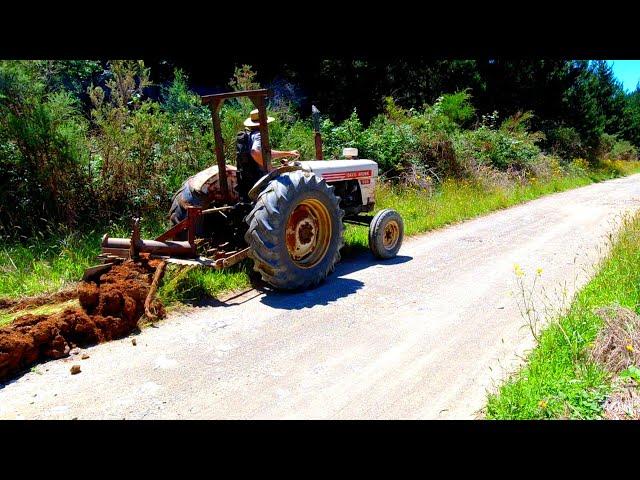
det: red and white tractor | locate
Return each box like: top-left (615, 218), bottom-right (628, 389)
top-left (91, 89), bottom-right (404, 291)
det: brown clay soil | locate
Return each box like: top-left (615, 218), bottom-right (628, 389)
top-left (0, 257), bottom-right (165, 382)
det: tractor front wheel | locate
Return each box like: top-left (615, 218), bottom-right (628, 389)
top-left (368, 208), bottom-right (404, 259)
top-left (244, 170), bottom-right (344, 290)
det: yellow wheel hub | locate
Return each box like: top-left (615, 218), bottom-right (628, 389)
top-left (285, 199), bottom-right (332, 268)
top-left (382, 220), bottom-right (400, 250)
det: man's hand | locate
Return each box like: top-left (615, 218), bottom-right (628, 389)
top-left (264, 149), bottom-right (301, 166)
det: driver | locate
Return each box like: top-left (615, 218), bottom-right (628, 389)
top-left (243, 108), bottom-right (300, 169)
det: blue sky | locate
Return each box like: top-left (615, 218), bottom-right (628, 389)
top-left (607, 60), bottom-right (640, 92)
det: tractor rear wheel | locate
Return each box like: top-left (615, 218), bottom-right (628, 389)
top-left (244, 170), bottom-right (344, 290)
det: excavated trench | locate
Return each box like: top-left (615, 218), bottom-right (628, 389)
top-left (0, 257), bottom-right (165, 382)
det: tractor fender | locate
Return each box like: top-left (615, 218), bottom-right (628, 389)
top-left (248, 163), bottom-right (311, 202)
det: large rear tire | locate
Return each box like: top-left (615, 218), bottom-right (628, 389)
top-left (244, 170), bottom-right (344, 290)
top-left (168, 180), bottom-right (204, 225)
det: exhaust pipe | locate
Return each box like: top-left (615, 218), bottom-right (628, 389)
top-left (312, 105), bottom-right (323, 160)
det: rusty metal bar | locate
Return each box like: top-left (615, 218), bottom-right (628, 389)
top-left (187, 206), bottom-right (200, 254)
top-left (102, 237), bottom-right (193, 257)
top-left (221, 247), bottom-right (249, 268)
top-left (314, 132), bottom-right (323, 160)
top-left (144, 260), bottom-right (167, 321)
top-left (250, 94), bottom-right (272, 172)
top-left (155, 218), bottom-right (188, 242)
top-left (211, 247), bottom-right (250, 270)
top-left (129, 218), bottom-right (141, 260)
top-left (208, 98), bottom-right (230, 200)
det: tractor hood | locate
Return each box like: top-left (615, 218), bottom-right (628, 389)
top-left (299, 159), bottom-right (378, 181)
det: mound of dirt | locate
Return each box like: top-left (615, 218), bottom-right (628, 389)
top-left (0, 258), bottom-right (165, 382)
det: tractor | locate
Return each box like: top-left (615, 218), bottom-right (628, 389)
top-left (87, 89), bottom-right (404, 291)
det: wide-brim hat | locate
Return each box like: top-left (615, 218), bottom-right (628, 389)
top-left (244, 108), bottom-right (275, 127)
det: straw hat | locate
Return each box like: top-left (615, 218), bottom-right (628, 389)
top-left (244, 109), bottom-right (275, 127)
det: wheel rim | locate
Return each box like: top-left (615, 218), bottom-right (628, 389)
top-left (382, 219), bottom-right (400, 250)
top-left (285, 199), bottom-right (332, 268)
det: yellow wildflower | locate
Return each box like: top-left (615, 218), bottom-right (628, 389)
top-left (626, 344), bottom-right (634, 353)
top-left (538, 399), bottom-right (548, 409)
top-left (536, 267), bottom-right (543, 276)
top-left (514, 264), bottom-right (524, 278)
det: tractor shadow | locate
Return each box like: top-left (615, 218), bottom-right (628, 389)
top-left (257, 252), bottom-right (412, 310)
top-left (189, 250), bottom-right (412, 310)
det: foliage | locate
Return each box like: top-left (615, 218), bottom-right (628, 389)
top-left (0, 60), bottom-right (92, 237)
top-left (454, 111), bottom-right (543, 171)
top-left (598, 133), bottom-right (638, 161)
top-left (547, 125), bottom-right (586, 161)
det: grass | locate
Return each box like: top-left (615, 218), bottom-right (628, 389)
top-left (1, 160), bottom-right (639, 310)
top-left (0, 299), bottom-right (79, 327)
top-left (485, 210), bottom-right (640, 419)
top-left (0, 220), bottom-right (164, 299)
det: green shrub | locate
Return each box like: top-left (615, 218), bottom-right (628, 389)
top-left (0, 61), bottom-right (92, 237)
top-left (454, 111), bottom-right (542, 171)
top-left (547, 126), bottom-right (586, 161)
top-left (427, 90), bottom-right (476, 130)
top-left (608, 139), bottom-right (638, 161)
top-left (321, 109), bottom-right (366, 159)
top-left (360, 115), bottom-right (417, 174)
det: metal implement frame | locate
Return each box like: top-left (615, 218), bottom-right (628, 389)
top-left (98, 204), bottom-right (249, 271)
top-left (201, 89), bottom-right (273, 202)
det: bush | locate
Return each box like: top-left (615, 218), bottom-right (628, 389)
top-left (594, 133), bottom-right (639, 162)
top-left (0, 61), bottom-right (92, 236)
top-left (454, 124), bottom-right (541, 171)
top-left (547, 126), bottom-right (586, 161)
top-left (609, 139), bottom-right (638, 161)
top-left (428, 90), bottom-right (476, 130)
top-left (321, 109), bottom-right (366, 159)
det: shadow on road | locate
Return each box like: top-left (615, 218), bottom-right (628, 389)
top-left (188, 251), bottom-right (413, 310)
top-left (259, 253), bottom-right (413, 310)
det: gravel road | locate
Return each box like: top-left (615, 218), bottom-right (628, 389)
top-left (2, 174), bottom-right (640, 419)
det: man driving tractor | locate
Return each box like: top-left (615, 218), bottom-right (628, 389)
top-left (244, 108), bottom-right (300, 168)
top-left (169, 108), bottom-right (301, 223)
top-left (236, 109), bottom-right (300, 201)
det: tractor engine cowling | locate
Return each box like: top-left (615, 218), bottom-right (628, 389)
top-left (299, 159), bottom-right (378, 211)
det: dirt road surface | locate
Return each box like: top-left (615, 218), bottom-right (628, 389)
top-left (2, 175), bottom-right (640, 419)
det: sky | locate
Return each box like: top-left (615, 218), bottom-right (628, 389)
top-left (607, 60), bottom-right (640, 92)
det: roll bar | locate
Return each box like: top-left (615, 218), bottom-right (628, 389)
top-left (201, 89), bottom-right (273, 201)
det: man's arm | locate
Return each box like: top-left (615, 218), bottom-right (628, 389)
top-left (251, 147), bottom-right (300, 169)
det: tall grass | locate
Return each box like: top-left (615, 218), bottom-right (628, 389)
top-left (486, 210), bottom-right (640, 419)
